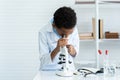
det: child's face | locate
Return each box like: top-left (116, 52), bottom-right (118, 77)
top-left (56, 27), bottom-right (74, 38)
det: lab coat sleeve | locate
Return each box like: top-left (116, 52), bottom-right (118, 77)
top-left (38, 31), bottom-right (52, 69)
top-left (73, 27), bottom-right (79, 56)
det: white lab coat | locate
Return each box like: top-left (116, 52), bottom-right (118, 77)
top-left (38, 20), bottom-right (79, 71)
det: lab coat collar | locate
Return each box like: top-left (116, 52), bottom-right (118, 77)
top-left (46, 20), bottom-right (54, 32)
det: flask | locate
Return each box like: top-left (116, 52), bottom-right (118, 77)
top-left (104, 50), bottom-right (115, 77)
top-left (104, 50), bottom-right (109, 77)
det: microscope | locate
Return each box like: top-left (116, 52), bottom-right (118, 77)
top-left (56, 35), bottom-right (73, 77)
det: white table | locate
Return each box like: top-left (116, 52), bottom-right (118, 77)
top-left (33, 71), bottom-right (120, 80)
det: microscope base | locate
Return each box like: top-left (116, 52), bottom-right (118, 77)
top-left (56, 71), bottom-right (73, 77)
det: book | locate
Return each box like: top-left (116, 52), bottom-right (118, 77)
top-left (80, 36), bottom-right (94, 40)
top-left (92, 18), bottom-right (104, 39)
top-left (79, 32), bottom-right (93, 37)
top-left (99, 19), bottom-right (104, 39)
top-left (105, 32), bottom-right (119, 39)
top-left (92, 18), bottom-right (96, 39)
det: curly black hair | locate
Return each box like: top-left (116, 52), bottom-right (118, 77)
top-left (53, 6), bottom-right (76, 29)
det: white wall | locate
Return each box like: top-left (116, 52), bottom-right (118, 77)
top-left (0, 0), bottom-right (120, 80)
top-left (0, 0), bottom-right (74, 80)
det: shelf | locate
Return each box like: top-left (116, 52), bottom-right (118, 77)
top-left (80, 39), bottom-right (95, 42)
top-left (99, 38), bottom-right (120, 42)
top-left (102, 1), bottom-right (120, 3)
top-left (75, 1), bottom-right (95, 4)
top-left (74, 1), bottom-right (120, 8)
top-left (75, 0), bottom-right (120, 4)
top-left (75, 1), bottom-right (105, 4)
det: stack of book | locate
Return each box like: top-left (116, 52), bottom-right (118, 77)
top-left (105, 31), bottom-right (119, 39)
top-left (79, 32), bottom-right (94, 40)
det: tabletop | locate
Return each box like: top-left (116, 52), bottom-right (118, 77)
top-left (33, 71), bottom-right (120, 80)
